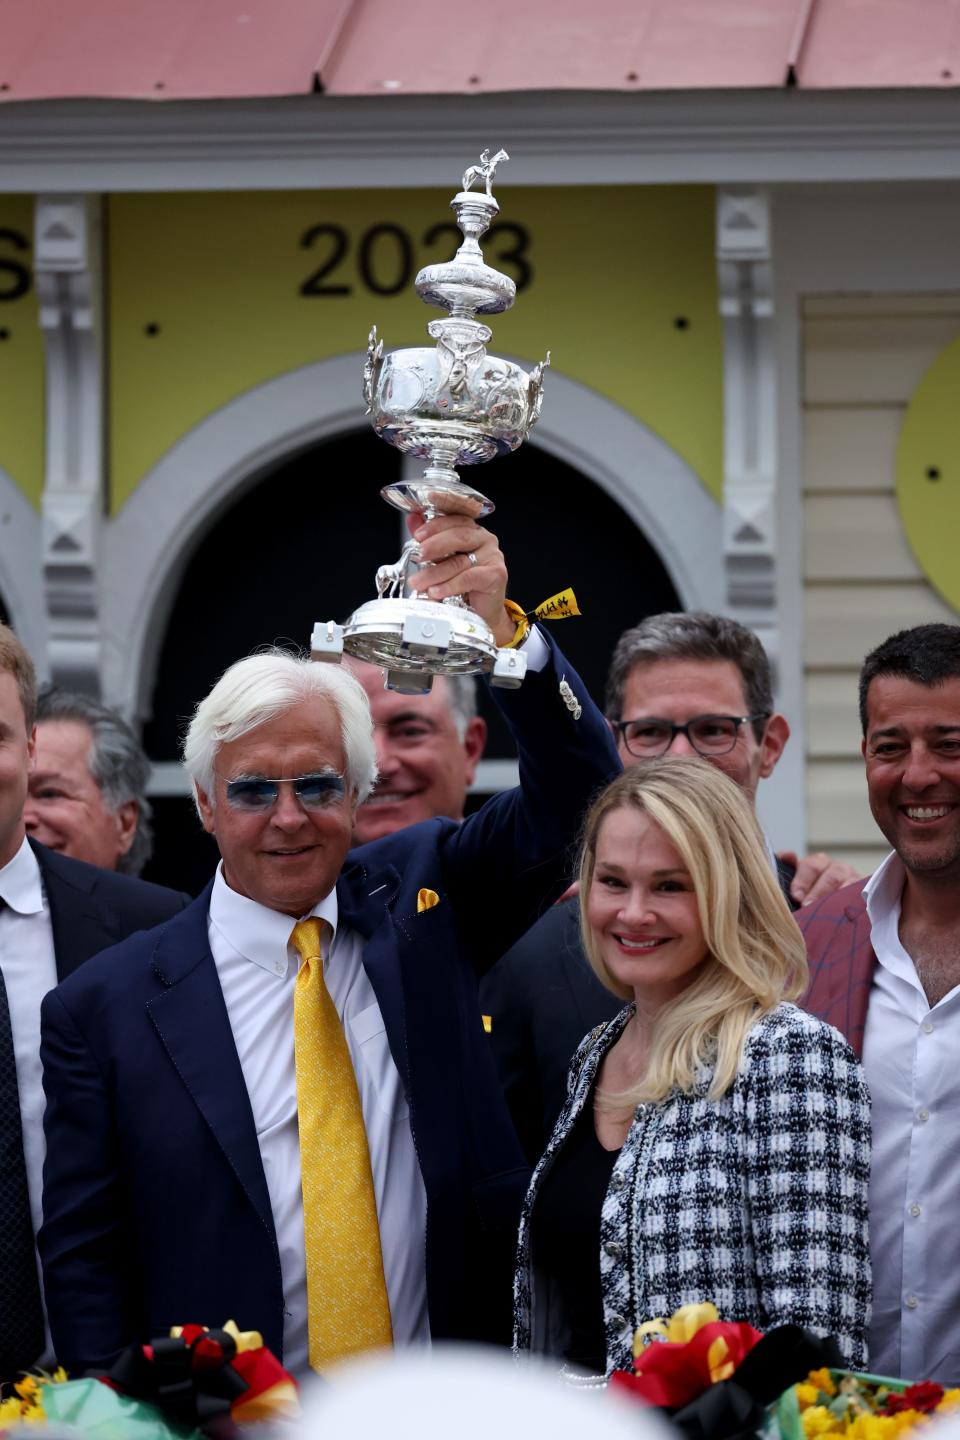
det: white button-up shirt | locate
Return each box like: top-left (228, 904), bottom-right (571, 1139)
top-left (863, 851), bottom-right (960, 1382)
top-left (207, 867), bottom-right (429, 1376)
top-left (0, 835), bottom-right (58, 1365)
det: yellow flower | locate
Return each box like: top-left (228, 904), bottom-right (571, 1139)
top-left (940, 1391), bottom-right (960, 1412)
top-left (845, 1410), bottom-right (933, 1440)
top-left (803, 1405), bottom-right (841, 1436)
top-left (797, 1384), bottom-right (822, 1411)
top-left (14, 1376), bottom-right (39, 1402)
top-left (809, 1370), bottom-right (837, 1397)
top-left (633, 1303), bottom-right (721, 1356)
top-left (891, 1413), bottom-right (928, 1436)
top-left (845, 1415), bottom-right (882, 1440)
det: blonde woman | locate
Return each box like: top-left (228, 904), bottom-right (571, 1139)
top-left (513, 758), bottom-right (870, 1378)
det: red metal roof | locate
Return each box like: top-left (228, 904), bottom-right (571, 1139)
top-left (1, 0), bottom-right (958, 101)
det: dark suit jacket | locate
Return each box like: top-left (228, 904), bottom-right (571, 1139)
top-left (796, 878), bottom-right (873, 1058)
top-left (480, 859), bottom-right (805, 1164)
top-left (38, 635), bottom-right (621, 1374)
top-left (29, 839), bottom-right (190, 982)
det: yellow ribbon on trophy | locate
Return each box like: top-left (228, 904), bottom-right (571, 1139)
top-left (501, 588), bottom-right (581, 648)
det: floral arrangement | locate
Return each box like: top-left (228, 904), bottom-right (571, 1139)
top-left (790, 1367), bottom-right (960, 1440)
top-left (608, 1302), bottom-right (846, 1440)
top-left (0, 1369), bottom-right (69, 1426)
top-left (0, 1321), bottom-right (299, 1438)
top-left (609, 1302), bottom-right (765, 1408)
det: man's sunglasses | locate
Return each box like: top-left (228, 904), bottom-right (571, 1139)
top-left (219, 771), bottom-right (346, 813)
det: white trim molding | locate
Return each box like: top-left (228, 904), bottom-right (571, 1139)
top-left (100, 354), bottom-right (721, 722)
top-left (35, 193), bottom-right (105, 694)
top-left (5, 91), bottom-right (960, 192)
top-left (0, 468), bottom-right (45, 669)
top-left (717, 186), bottom-right (779, 654)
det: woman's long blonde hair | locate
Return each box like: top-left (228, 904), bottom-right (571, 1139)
top-left (579, 757), bottom-right (807, 1105)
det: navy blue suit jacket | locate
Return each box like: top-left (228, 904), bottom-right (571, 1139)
top-left (38, 635), bottom-right (621, 1373)
top-left (30, 839), bottom-right (189, 982)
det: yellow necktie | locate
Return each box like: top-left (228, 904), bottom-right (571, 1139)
top-left (290, 918), bottom-right (393, 1371)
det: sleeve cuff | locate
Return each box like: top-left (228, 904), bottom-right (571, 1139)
top-left (520, 625), bottom-right (550, 673)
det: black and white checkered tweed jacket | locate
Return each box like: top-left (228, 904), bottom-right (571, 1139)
top-left (513, 1002), bottom-right (871, 1375)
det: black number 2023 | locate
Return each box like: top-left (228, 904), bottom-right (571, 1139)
top-left (300, 221), bottom-right (531, 298)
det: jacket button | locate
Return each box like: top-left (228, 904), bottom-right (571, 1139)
top-left (610, 1313), bottom-right (628, 1331)
top-left (609, 1172), bottom-right (625, 1191)
top-left (604, 1241), bottom-right (623, 1260)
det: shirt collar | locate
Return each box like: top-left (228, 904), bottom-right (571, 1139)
top-left (863, 849), bottom-right (905, 926)
top-left (0, 836), bottom-right (44, 916)
top-left (208, 863), bottom-right (339, 976)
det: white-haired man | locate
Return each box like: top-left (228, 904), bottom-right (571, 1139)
top-left (38, 507), bottom-right (620, 1379)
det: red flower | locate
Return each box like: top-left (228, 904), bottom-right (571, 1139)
top-left (882, 1383), bottom-right (944, 1415)
top-left (609, 1320), bottom-right (763, 1410)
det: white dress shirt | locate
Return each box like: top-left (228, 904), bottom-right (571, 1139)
top-left (863, 851), bottom-right (960, 1382)
top-left (207, 867), bottom-right (429, 1376)
top-left (0, 835), bottom-right (58, 1363)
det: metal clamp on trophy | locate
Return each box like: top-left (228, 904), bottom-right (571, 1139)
top-left (311, 148), bottom-right (550, 693)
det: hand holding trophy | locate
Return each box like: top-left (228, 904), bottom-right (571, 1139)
top-left (311, 149), bottom-right (550, 693)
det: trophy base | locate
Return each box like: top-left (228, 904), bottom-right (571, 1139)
top-left (340, 596), bottom-right (526, 692)
top-left (380, 476), bottom-right (494, 518)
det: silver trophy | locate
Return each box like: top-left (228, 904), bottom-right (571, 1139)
top-left (311, 149), bottom-right (550, 693)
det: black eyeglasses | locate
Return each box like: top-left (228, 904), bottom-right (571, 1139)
top-left (218, 771), bottom-right (346, 813)
top-left (610, 713), bottom-right (770, 760)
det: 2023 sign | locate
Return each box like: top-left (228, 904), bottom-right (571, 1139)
top-left (299, 221), bottom-right (532, 298)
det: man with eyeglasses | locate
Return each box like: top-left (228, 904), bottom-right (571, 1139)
top-left (480, 610), bottom-right (860, 1163)
top-left (37, 505), bottom-right (620, 1379)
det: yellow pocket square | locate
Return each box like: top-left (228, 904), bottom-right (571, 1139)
top-left (417, 888), bottom-right (440, 913)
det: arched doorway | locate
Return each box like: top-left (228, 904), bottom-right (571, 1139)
top-left (100, 356), bottom-right (722, 727)
top-left (140, 429), bottom-right (680, 893)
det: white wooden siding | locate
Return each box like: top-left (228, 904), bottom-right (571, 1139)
top-left (802, 296), bottom-right (960, 876)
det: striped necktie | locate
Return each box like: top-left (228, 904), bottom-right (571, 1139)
top-left (0, 899), bottom-right (45, 1380)
top-left (290, 918), bottom-right (393, 1372)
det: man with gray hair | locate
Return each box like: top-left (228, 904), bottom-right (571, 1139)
top-left (346, 660), bottom-right (485, 846)
top-left (38, 507), bottom-right (620, 1379)
top-left (24, 687), bottom-right (153, 876)
top-left (481, 609), bottom-right (860, 1162)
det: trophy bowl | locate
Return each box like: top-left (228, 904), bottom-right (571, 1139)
top-left (370, 347), bottom-right (536, 461)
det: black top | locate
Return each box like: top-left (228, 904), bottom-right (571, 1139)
top-left (530, 1093), bottom-right (619, 1373)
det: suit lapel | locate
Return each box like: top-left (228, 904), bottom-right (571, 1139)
top-left (145, 891), bottom-right (277, 1240)
top-left (32, 840), bottom-right (121, 982)
top-left (337, 857), bottom-right (408, 1079)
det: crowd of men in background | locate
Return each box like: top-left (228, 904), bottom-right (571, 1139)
top-left (0, 571), bottom-right (958, 1384)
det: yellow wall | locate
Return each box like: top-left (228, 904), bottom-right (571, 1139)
top-left (0, 200), bottom-right (44, 507)
top-left (107, 186), bottom-right (722, 511)
top-left (897, 331), bottom-right (960, 612)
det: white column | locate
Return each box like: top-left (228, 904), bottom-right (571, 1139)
top-left (34, 194), bottom-right (104, 695)
top-left (716, 187), bottom-right (780, 669)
